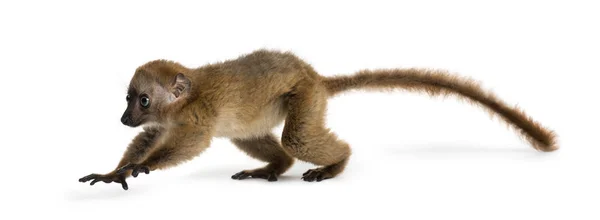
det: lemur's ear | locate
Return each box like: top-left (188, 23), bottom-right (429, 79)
top-left (171, 73), bottom-right (190, 98)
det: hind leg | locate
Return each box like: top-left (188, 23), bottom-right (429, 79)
top-left (231, 133), bottom-right (294, 181)
top-left (281, 81), bottom-right (351, 182)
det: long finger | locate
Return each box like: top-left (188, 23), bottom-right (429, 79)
top-left (90, 178), bottom-right (102, 185)
top-left (79, 174), bottom-right (99, 182)
top-left (119, 176), bottom-right (129, 190)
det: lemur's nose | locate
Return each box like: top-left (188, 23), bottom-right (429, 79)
top-left (120, 114), bottom-right (131, 125)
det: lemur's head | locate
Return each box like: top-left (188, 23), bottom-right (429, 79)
top-left (121, 60), bottom-right (190, 127)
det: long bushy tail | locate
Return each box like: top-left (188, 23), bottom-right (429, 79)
top-left (323, 69), bottom-right (558, 152)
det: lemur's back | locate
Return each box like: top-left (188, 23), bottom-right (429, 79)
top-left (201, 50), bottom-right (318, 138)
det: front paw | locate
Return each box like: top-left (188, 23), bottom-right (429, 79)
top-left (79, 173), bottom-right (129, 190)
top-left (116, 163), bottom-right (150, 177)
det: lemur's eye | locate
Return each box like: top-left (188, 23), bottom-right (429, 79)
top-left (140, 96), bottom-right (150, 108)
top-left (126, 95), bottom-right (131, 102)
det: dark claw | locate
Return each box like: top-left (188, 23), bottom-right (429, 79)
top-left (231, 171), bottom-right (250, 180)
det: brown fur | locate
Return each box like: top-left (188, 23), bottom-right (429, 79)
top-left (79, 49), bottom-right (558, 190)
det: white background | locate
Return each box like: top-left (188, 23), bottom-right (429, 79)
top-left (0, 0), bottom-right (598, 219)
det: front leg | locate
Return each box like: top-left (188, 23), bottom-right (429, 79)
top-left (79, 126), bottom-right (162, 190)
top-left (116, 124), bottom-right (212, 182)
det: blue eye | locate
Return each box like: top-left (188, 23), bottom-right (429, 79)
top-left (140, 96), bottom-right (150, 108)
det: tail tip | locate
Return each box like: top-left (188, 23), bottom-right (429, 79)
top-left (536, 143), bottom-right (559, 152)
top-left (531, 135), bottom-right (559, 152)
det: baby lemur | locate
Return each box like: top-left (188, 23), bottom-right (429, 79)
top-left (79, 49), bottom-right (557, 190)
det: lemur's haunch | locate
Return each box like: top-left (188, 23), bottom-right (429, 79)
top-left (79, 49), bottom-right (557, 190)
